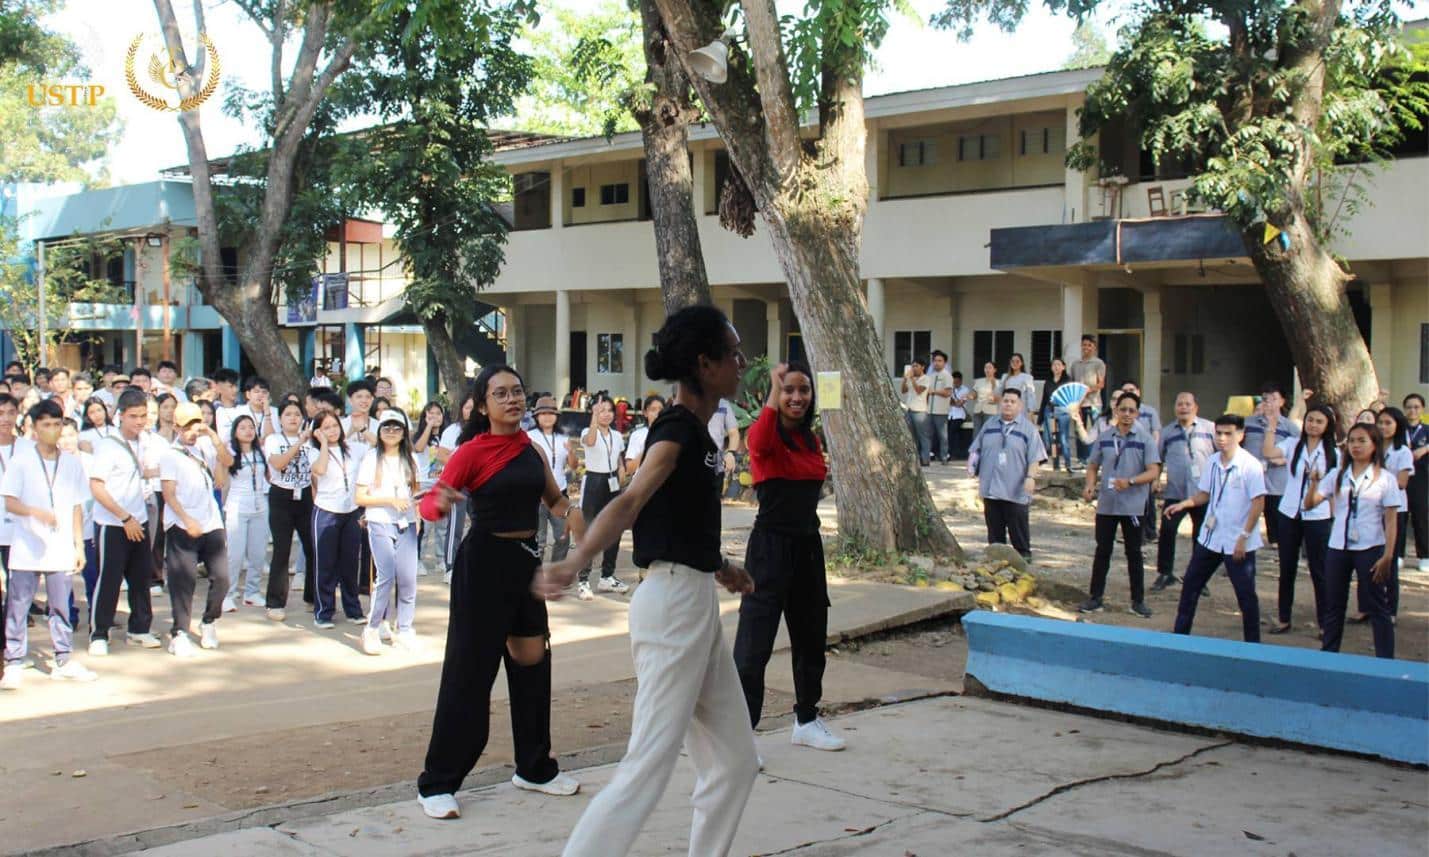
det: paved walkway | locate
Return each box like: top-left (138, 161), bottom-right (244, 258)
top-left (113, 695), bottom-right (1428, 857)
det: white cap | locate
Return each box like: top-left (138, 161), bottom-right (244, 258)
top-left (377, 409), bottom-right (409, 428)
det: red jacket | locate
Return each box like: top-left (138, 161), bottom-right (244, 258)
top-left (747, 406), bottom-right (826, 484)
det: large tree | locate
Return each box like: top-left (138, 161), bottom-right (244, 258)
top-left (941, 0), bottom-right (1427, 426)
top-left (647, 0), bottom-right (961, 556)
top-left (152, 0), bottom-right (386, 395)
top-left (337, 0), bottom-right (534, 396)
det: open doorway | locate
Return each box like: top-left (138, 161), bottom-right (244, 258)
top-left (1097, 331), bottom-right (1143, 406)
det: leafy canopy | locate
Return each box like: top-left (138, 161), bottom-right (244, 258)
top-left (514, 0), bottom-right (642, 138)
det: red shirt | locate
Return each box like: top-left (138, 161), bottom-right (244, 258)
top-left (747, 406), bottom-right (826, 484)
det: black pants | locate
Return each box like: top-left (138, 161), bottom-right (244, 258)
top-left (267, 486), bottom-right (315, 609)
top-left (1263, 495), bottom-right (1283, 545)
top-left (1323, 547), bottom-right (1393, 659)
top-left (165, 527), bottom-right (229, 637)
top-left (949, 422), bottom-right (971, 460)
top-left (1174, 542), bottom-right (1260, 642)
top-left (147, 497), bottom-right (164, 584)
top-left (1276, 513), bottom-right (1331, 627)
top-left (419, 532), bottom-right (558, 796)
top-left (1090, 514), bottom-right (1145, 604)
top-left (733, 528), bottom-right (828, 728)
top-left (1408, 473), bottom-right (1427, 560)
top-left (312, 508), bottom-right (363, 623)
top-left (90, 524), bottom-right (155, 642)
top-left (983, 499), bottom-right (1031, 557)
top-left (1156, 499), bottom-right (1206, 577)
top-left (578, 474), bottom-right (620, 582)
top-left (1141, 492), bottom-right (1158, 541)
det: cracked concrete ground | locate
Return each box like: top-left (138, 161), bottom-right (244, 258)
top-left (109, 695), bottom-right (1427, 857)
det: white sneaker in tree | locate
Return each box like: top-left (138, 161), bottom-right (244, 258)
top-left (361, 625), bottom-right (382, 655)
top-left (127, 632), bottom-right (162, 648)
top-left (576, 581), bottom-right (594, 601)
top-left (418, 792), bottom-right (460, 819)
top-left (512, 771), bottom-right (580, 796)
top-left (88, 639), bottom-right (109, 657)
top-left (221, 596), bottom-right (237, 613)
top-left (791, 718), bottom-right (847, 751)
top-left (51, 660), bottom-right (98, 682)
top-left (596, 576), bottom-right (629, 594)
top-left (200, 622), bottom-right (219, 650)
top-left (169, 632), bottom-right (197, 658)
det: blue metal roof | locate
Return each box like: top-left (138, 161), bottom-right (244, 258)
top-left (18, 180), bottom-right (197, 241)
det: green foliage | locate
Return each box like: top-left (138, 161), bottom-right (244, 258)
top-left (0, 0), bottom-right (120, 184)
top-left (728, 354), bottom-right (772, 429)
top-left (1062, 19), bottom-right (1111, 69)
top-left (515, 1), bottom-right (643, 137)
top-left (780, 0), bottom-right (921, 112)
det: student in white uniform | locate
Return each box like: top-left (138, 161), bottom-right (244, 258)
top-left (77, 397), bottom-right (114, 454)
top-left (0, 399), bottom-right (95, 686)
top-left (264, 400), bottom-right (315, 620)
top-left (576, 398), bottom-right (627, 600)
top-left (0, 393), bottom-right (34, 673)
top-left (901, 357), bottom-right (933, 467)
top-left (161, 403), bottom-right (233, 657)
top-left (708, 396), bottom-right (741, 476)
top-left (997, 352), bottom-right (1038, 415)
top-left (1166, 413), bottom-right (1267, 642)
top-left (355, 410), bottom-right (421, 655)
top-left (1262, 404), bottom-right (1337, 634)
top-left (1307, 422), bottom-right (1401, 659)
top-left (927, 351), bottom-right (954, 464)
top-left (223, 414), bottom-right (271, 612)
top-left (1377, 407), bottom-right (1413, 620)
top-left (412, 401), bottom-right (450, 569)
top-left (624, 396), bottom-right (665, 475)
top-left (341, 378), bottom-right (378, 448)
top-left (528, 397), bottom-right (573, 563)
top-left (236, 376), bottom-right (280, 440)
top-left (306, 411), bottom-right (369, 628)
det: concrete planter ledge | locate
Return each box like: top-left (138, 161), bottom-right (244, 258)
top-left (963, 612), bottom-right (1429, 765)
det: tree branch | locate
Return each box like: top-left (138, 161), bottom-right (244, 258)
top-left (737, 0), bottom-right (802, 181)
top-left (272, 1), bottom-right (331, 139)
top-left (271, 0), bottom-right (286, 106)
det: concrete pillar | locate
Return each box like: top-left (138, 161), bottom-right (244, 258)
top-left (554, 289), bottom-right (571, 400)
top-left (505, 305), bottom-right (521, 371)
top-left (1142, 286), bottom-right (1163, 416)
top-left (551, 162), bottom-right (564, 230)
top-left (867, 277), bottom-right (886, 354)
top-left (221, 326), bottom-right (241, 373)
top-left (622, 301), bottom-right (638, 397)
top-left (766, 300), bottom-right (781, 364)
top-left (1368, 282), bottom-right (1392, 385)
top-left (1060, 282), bottom-right (1084, 365)
top-left (866, 125), bottom-right (884, 205)
top-left (343, 322), bottom-right (365, 380)
top-left (692, 150), bottom-right (708, 215)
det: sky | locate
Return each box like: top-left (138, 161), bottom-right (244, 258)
top-left (47, 0), bottom-right (1119, 185)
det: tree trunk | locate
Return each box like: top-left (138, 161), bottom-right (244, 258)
top-left (1243, 218), bottom-right (1379, 433)
top-left (422, 312), bottom-right (469, 399)
top-left (635, 0), bottom-right (711, 315)
top-left (204, 283), bottom-right (305, 395)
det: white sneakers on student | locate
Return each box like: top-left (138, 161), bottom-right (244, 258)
top-left (442, 570), bottom-right (453, 585)
top-left (51, 660), bottom-right (97, 682)
top-left (266, 608), bottom-right (286, 622)
top-left (0, 669), bottom-right (21, 690)
top-left (127, 632), bottom-right (163, 649)
top-left (596, 576), bottom-right (630, 594)
top-left (378, 622), bottom-right (394, 643)
top-left (200, 622), bottom-right (219, 650)
top-left (361, 626), bottom-right (382, 656)
top-left (169, 631), bottom-right (197, 658)
top-left (418, 792), bottom-right (460, 819)
top-left (576, 581), bottom-right (594, 601)
top-left (88, 639), bottom-right (109, 657)
top-left (511, 771), bottom-right (581, 796)
top-left (313, 619), bottom-right (335, 629)
top-left (395, 630), bottom-right (421, 652)
top-left (791, 718), bottom-right (847, 752)
top-left (221, 596), bottom-right (237, 613)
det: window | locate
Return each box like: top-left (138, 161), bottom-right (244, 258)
top-left (1019, 127), bottom-right (1055, 156)
top-left (599, 183), bottom-right (629, 206)
top-left (597, 333), bottom-right (623, 374)
top-left (1173, 333), bottom-right (1206, 375)
top-left (1030, 330), bottom-right (1064, 378)
top-left (571, 187), bottom-right (586, 208)
top-left (972, 330), bottom-right (1015, 374)
top-left (897, 140), bottom-right (936, 167)
top-left (893, 330), bottom-right (932, 376)
top-left (958, 134), bottom-right (1001, 161)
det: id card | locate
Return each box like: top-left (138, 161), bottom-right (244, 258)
top-left (608, 475), bottom-right (621, 493)
top-left (1107, 477), bottom-right (1118, 491)
top-left (294, 486), bottom-right (303, 501)
top-left (1204, 515), bottom-right (1217, 536)
top-left (998, 451), bottom-right (1008, 467)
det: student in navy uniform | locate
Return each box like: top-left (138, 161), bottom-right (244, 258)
top-left (1261, 404), bottom-right (1336, 634)
top-left (1152, 392), bottom-right (1215, 592)
top-left (1080, 391), bottom-right (1161, 618)
top-left (1242, 383), bottom-right (1299, 547)
top-left (1307, 422), bottom-right (1401, 659)
top-left (969, 388), bottom-right (1046, 561)
top-left (1403, 394), bottom-right (1427, 571)
top-left (1165, 413), bottom-right (1267, 642)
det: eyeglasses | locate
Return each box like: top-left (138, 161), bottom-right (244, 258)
top-left (380, 424), bottom-right (404, 433)
top-left (488, 387), bottom-right (525, 404)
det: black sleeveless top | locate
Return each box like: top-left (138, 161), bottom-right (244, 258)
top-left (632, 405), bottom-right (722, 572)
top-left (466, 445), bottom-right (544, 533)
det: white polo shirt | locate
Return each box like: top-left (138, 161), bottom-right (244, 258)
top-left (582, 427), bottom-right (624, 475)
top-left (1194, 447), bottom-right (1267, 555)
top-left (356, 448), bottom-right (419, 526)
top-left (226, 447), bottom-right (269, 516)
top-left (530, 428), bottom-right (570, 492)
top-left (306, 441), bottom-right (369, 514)
top-left (902, 375), bottom-right (931, 413)
top-left (161, 438), bottom-right (224, 534)
top-left (1276, 437), bottom-right (1333, 521)
top-left (1320, 464), bottom-right (1403, 551)
top-left (926, 369), bottom-right (954, 417)
top-left (89, 432), bottom-right (159, 527)
top-left (0, 448), bottom-right (87, 572)
top-left (0, 437), bottom-right (36, 546)
top-left (1385, 445), bottom-right (1413, 483)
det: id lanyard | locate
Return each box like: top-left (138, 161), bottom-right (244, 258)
top-left (329, 449), bottom-right (349, 496)
top-left (1343, 467), bottom-right (1372, 547)
top-left (175, 441), bottom-right (215, 492)
top-left (542, 431), bottom-right (558, 467)
top-left (1296, 444), bottom-right (1323, 518)
top-left (36, 448), bottom-right (59, 528)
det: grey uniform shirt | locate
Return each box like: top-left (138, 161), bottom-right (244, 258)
top-left (1159, 417), bottom-right (1216, 501)
top-left (1243, 414), bottom-right (1300, 495)
top-left (971, 415), bottom-right (1047, 505)
top-left (1089, 423), bottom-right (1161, 516)
top-left (1137, 405), bottom-right (1161, 438)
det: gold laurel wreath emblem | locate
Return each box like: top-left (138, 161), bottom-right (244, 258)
top-left (125, 33), bottom-right (221, 112)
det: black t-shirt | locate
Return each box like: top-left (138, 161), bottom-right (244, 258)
top-left (466, 446), bottom-right (544, 533)
top-left (632, 405), bottom-right (722, 572)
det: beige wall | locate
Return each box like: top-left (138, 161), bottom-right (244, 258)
top-left (1384, 276), bottom-right (1429, 399)
top-left (883, 110), bottom-right (1065, 198)
top-left (563, 161), bottom-right (641, 225)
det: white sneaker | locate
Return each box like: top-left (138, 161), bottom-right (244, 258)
top-left (51, 660), bottom-right (98, 682)
top-left (266, 608), bottom-right (286, 622)
top-left (243, 596), bottom-right (265, 607)
top-left (200, 621), bottom-right (219, 650)
top-left (314, 618), bottom-right (335, 629)
top-left (442, 570), bottom-right (453, 585)
top-left (395, 630), bottom-right (421, 652)
top-left (416, 566), bottom-right (429, 577)
top-left (418, 792), bottom-right (460, 819)
top-left (221, 596), bottom-right (237, 613)
top-left (126, 632), bottom-right (162, 649)
top-left (348, 615), bottom-right (367, 626)
top-left (791, 718), bottom-right (847, 752)
top-left (149, 584), bottom-right (163, 596)
top-left (361, 626), bottom-right (382, 655)
top-left (596, 576), bottom-right (629, 594)
top-left (169, 632), bottom-right (197, 658)
top-left (88, 639), bottom-right (109, 657)
top-left (0, 669), bottom-right (21, 690)
top-left (576, 582), bottom-right (594, 601)
top-left (512, 771), bottom-right (580, 796)
top-left (378, 621), bottom-right (394, 642)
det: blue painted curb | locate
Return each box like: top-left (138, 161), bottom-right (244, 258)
top-left (963, 612), bottom-right (1429, 765)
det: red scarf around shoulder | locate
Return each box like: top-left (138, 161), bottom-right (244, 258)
top-left (420, 429), bottom-right (533, 520)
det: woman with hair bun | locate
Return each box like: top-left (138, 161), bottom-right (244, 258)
top-left (535, 304), bottom-right (758, 857)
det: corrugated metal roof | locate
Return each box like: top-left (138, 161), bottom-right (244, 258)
top-left (19, 180), bottom-right (197, 241)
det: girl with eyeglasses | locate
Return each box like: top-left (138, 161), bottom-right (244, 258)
top-left (355, 411), bottom-right (422, 654)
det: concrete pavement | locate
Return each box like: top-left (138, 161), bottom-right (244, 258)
top-left (111, 695), bottom-right (1428, 857)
